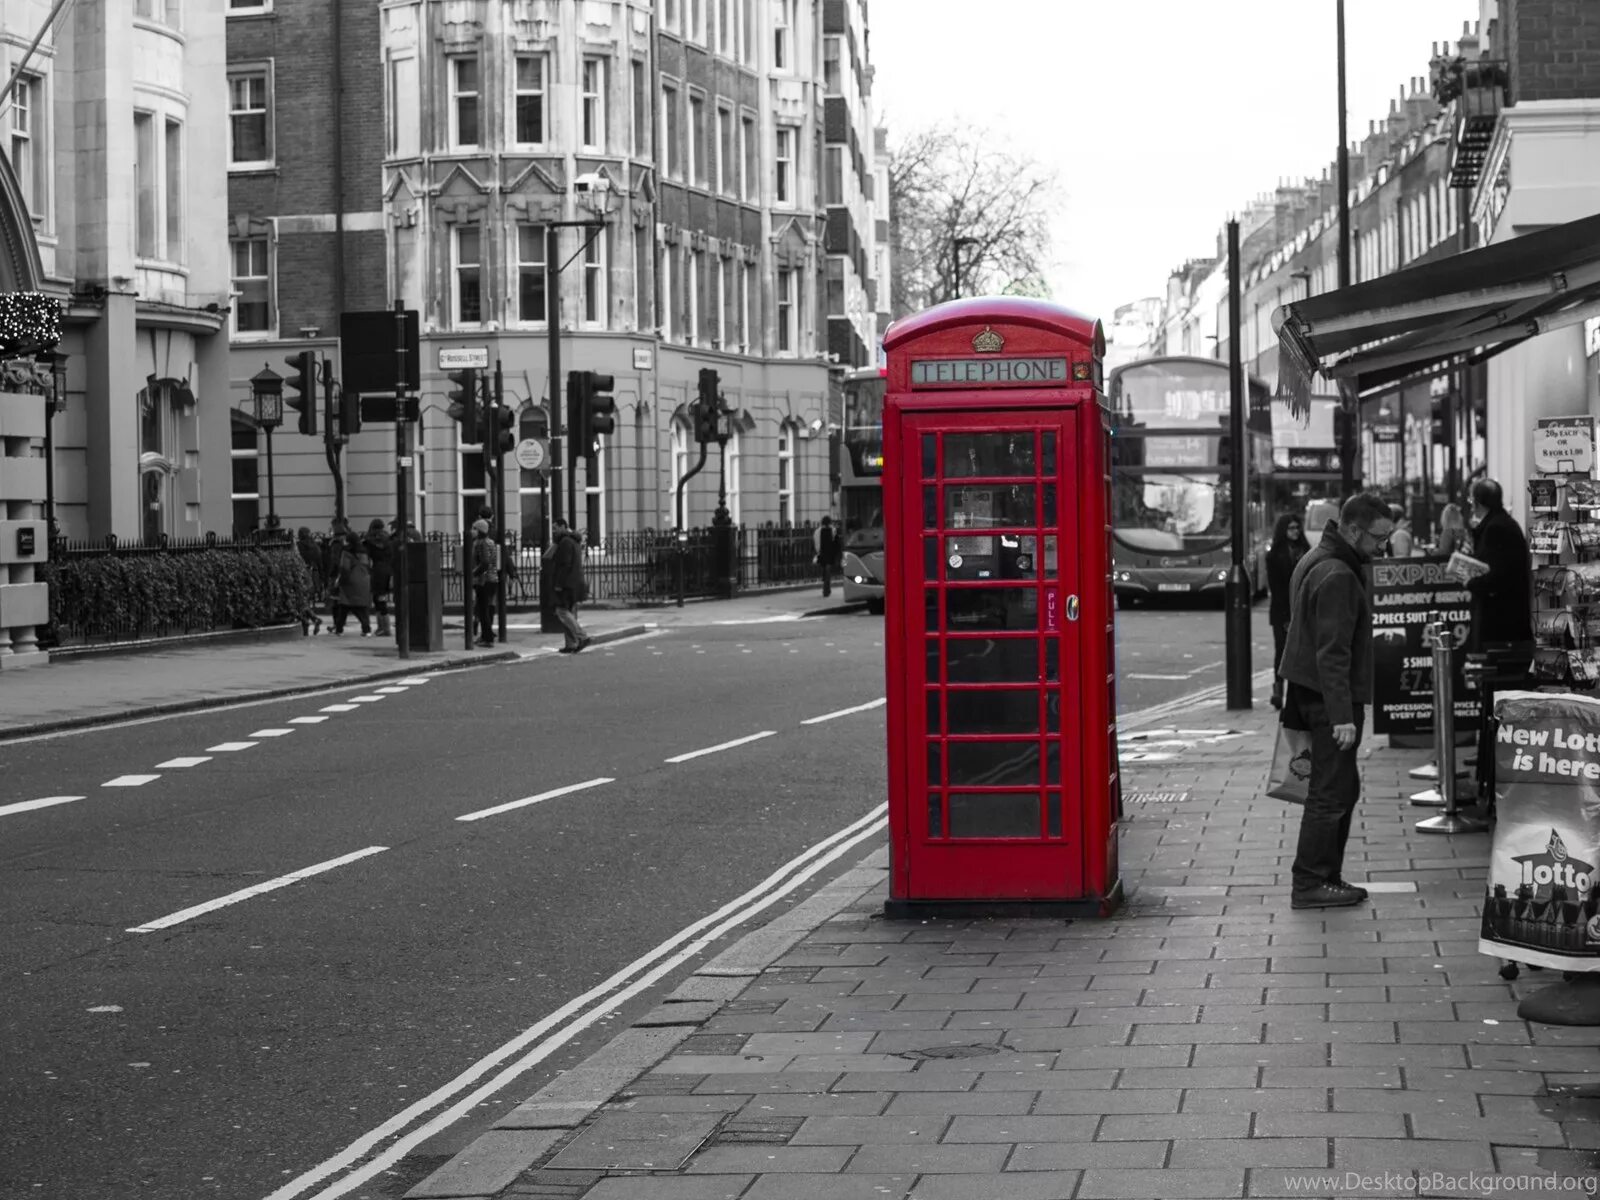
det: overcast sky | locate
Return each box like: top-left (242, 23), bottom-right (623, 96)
top-left (868, 0), bottom-right (1482, 325)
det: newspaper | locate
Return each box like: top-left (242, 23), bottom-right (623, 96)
top-left (1447, 550), bottom-right (1490, 582)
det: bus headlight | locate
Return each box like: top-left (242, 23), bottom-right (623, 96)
top-left (1215, 569), bottom-right (1228, 581)
top-left (1116, 571), bottom-right (1132, 582)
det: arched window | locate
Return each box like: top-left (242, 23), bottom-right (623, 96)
top-left (776, 423), bottom-right (796, 525)
top-left (669, 417), bottom-right (691, 527)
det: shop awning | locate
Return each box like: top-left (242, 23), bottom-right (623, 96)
top-left (1274, 210), bottom-right (1600, 407)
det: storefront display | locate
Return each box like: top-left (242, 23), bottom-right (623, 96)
top-left (1528, 433), bottom-right (1600, 690)
top-left (1369, 556), bottom-right (1475, 738)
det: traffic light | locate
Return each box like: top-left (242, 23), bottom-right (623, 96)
top-left (694, 368), bottom-right (720, 443)
top-left (341, 387), bottom-right (362, 438)
top-left (493, 405), bottom-right (516, 456)
top-left (447, 368), bottom-right (479, 441)
top-left (566, 369), bottom-right (616, 463)
top-left (284, 350), bottom-right (316, 435)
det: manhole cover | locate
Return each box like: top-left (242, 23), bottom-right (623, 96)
top-left (897, 1044), bottom-right (1000, 1061)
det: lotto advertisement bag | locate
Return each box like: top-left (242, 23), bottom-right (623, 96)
top-left (1479, 691), bottom-right (1600, 971)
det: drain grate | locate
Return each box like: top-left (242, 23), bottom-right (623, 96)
top-left (897, 1044), bottom-right (1001, 1062)
top-left (709, 1116), bottom-right (805, 1146)
top-left (677, 1033), bottom-right (750, 1055)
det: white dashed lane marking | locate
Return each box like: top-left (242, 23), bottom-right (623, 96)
top-left (154, 757), bottom-right (211, 769)
top-left (457, 777), bottom-right (616, 822)
top-left (206, 742), bottom-right (258, 752)
top-left (801, 699), bottom-right (886, 726)
top-left (665, 731), bottom-right (777, 764)
top-left (320, 705), bottom-right (359, 713)
top-left (250, 729), bottom-right (295, 738)
top-left (0, 796), bottom-right (84, 817)
top-left (126, 846), bottom-right (389, 934)
top-left (349, 696), bottom-right (386, 703)
top-left (374, 687), bottom-right (410, 694)
top-left (289, 716), bottom-right (329, 725)
top-left (103, 775), bottom-right (160, 788)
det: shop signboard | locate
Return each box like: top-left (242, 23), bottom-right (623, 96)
top-left (1479, 691), bottom-right (1600, 970)
top-left (1369, 556), bottom-right (1475, 736)
top-left (1533, 416), bottom-right (1597, 476)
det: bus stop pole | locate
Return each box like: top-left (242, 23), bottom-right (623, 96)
top-left (1224, 218), bottom-right (1252, 710)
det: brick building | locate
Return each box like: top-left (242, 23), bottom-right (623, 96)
top-left (224, 0), bottom-right (889, 548)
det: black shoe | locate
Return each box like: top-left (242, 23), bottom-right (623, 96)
top-left (476, 638), bottom-right (494, 647)
top-left (1291, 883), bottom-right (1367, 910)
top-left (1332, 878), bottom-right (1369, 901)
top-left (573, 637), bottom-right (592, 653)
top-left (558, 645), bottom-right (577, 653)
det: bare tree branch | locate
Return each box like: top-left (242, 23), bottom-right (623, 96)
top-left (889, 123), bottom-right (1061, 317)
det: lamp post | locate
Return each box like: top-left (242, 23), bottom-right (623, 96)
top-left (250, 364), bottom-right (284, 535)
top-left (1336, 0), bottom-right (1356, 498)
top-left (44, 351), bottom-right (65, 543)
top-left (952, 236), bottom-right (980, 300)
top-left (711, 395), bottom-right (737, 598)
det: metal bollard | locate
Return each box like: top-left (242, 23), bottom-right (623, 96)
top-left (1414, 620), bottom-right (1488, 835)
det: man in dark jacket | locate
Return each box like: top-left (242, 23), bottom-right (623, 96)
top-left (547, 518), bottom-right (590, 653)
top-left (1278, 492), bottom-right (1395, 910)
top-left (817, 516), bottom-right (842, 597)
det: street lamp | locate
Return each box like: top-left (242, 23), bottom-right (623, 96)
top-left (710, 395), bottom-right (737, 598)
top-left (952, 236), bottom-right (980, 299)
top-left (44, 351), bottom-right (66, 542)
top-left (250, 363), bottom-right (284, 535)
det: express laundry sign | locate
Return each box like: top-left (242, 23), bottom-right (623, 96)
top-left (1480, 691), bottom-right (1600, 970)
top-left (1367, 556), bottom-right (1474, 735)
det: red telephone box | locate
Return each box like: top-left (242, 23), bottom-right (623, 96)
top-left (881, 297), bottom-right (1121, 917)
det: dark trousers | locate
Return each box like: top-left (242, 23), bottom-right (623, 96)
top-left (821, 561), bottom-right (835, 596)
top-left (1289, 688), bottom-right (1364, 893)
top-left (474, 583), bottom-right (496, 643)
top-left (554, 588), bottom-right (587, 649)
top-left (1271, 623), bottom-right (1288, 699)
top-left (332, 604), bottom-right (369, 635)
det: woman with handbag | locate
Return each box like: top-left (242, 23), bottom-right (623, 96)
top-left (1266, 512), bottom-right (1311, 709)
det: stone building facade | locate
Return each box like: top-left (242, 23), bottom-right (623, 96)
top-left (224, 0), bottom-right (889, 549)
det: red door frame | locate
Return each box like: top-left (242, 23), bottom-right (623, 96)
top-left (881, 298), bottom-right (1120, 917)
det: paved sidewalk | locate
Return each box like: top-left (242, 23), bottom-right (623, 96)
top-left (0, 588), bottom-right (856, 740)
top-left (407, 701), bottom-right (1600, 1200)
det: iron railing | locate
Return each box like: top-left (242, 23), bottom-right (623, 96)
top-left (434, 522), bottom-right (822, 608)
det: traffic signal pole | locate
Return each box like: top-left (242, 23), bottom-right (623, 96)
top-left (392, 298), bottom-right (411, 660)
top-left (546, 224), bottom-right (562, 530)
top-left (494, 358), bottom-right (507, 645)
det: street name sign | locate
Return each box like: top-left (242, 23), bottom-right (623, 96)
top-left (439, 346), bottom-right (490, 370)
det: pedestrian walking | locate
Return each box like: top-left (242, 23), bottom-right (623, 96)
top-left (329, 531), bottom-right (373, 636)
top-left (364, 518), bottom-right (394, 638)
top-left (469, 519), bottom-right (499, 646)
top-left (1265, 512), bottom-right (1310, 710)
top-left (1278, 492), bottom-right (1395, 910)
top-left (545, 517), bottom-right (590, 653)
top-left (815, 515), bottom-right (842, 597)
top-left (1388, 509), bottom-right (1416, 557)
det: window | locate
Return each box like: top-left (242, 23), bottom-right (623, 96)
top-left (228, 0), bottom-right (271, 13)
top-left (231, 415), bottom-right (261, 538)
top-left (777, 424), bottom-right (795, 524)
top-left (688, 93), bottom-right (704, 185)
top-left (583, 443), bottom-right (607, 546)
top-left (634, 223), bottom-right (651, 331)
top-left (742, 0), bottom-right (755, 62)
top-left (659, 243), bottom-right (673, 340)
top-left (741, 113), bottom-right (756, 200)
top-left (165, 120), bottom-right (182, 257)
top-left (517, 406), bottom-right (550, 550)
top-left (687, 247), bottom-right (701, 345)
top-left (631, 59), bottom-right (648, 153)
top-left (455, 226), bottom-right (483, 325)
top-left (662, 82), bottom-right (681, 179)
top-left (824, 36), bottom-right (840, 92)
top-left (774, 126), bottom-right (794, 204)
top-left (231, 236), bottom-right (272, 335)
top-left (134, 112), bottom-right (157, 258)
top-left (717, 258), bottom-right (730, 348)
top-left (741, 262), bottom-right (753, 353)
top-left (825, 146), bottom-right (843, 206)
top-left (689, 0), bottom-right (704, 43)
top-left (661, 0), bottom-right (679, 33)
top-left (514, 55), bottom-right (546, 145)
top-left (716, 106), bottom-right (733, 194)
top-left (773, 0), bottom-right (793, 70)
top-left (717, 0), bottom-right (732, 55)
top-left (516, 224), bottom-right (547, 324)
top-left (725, 428), bottom-right (742, 524)
top-left (449, 55), bottom-right (480, 148)
top-left (8, 73), bottom-right (44, 221)
top-left (581, 57), bottom-right (605, 150)
top-left (389, 55), bottom-right (419, 156)
top-left (228, 69), bottom-right (271, 167)
top-left (136, 0), bottom-right (181, 25)
top-left (670, 419), bottom-right (691, 525)
top-left (777, 266), bottom-right (796, 353)
top-left (583, 229), bottom-right (607, 326)
top-left (825, 258), bottom-right (844, 316)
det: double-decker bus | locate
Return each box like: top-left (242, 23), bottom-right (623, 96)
top-left (838, 366), bottom-right (886, 612)
top-left (1107, 356), bottom-right (1273, 608)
